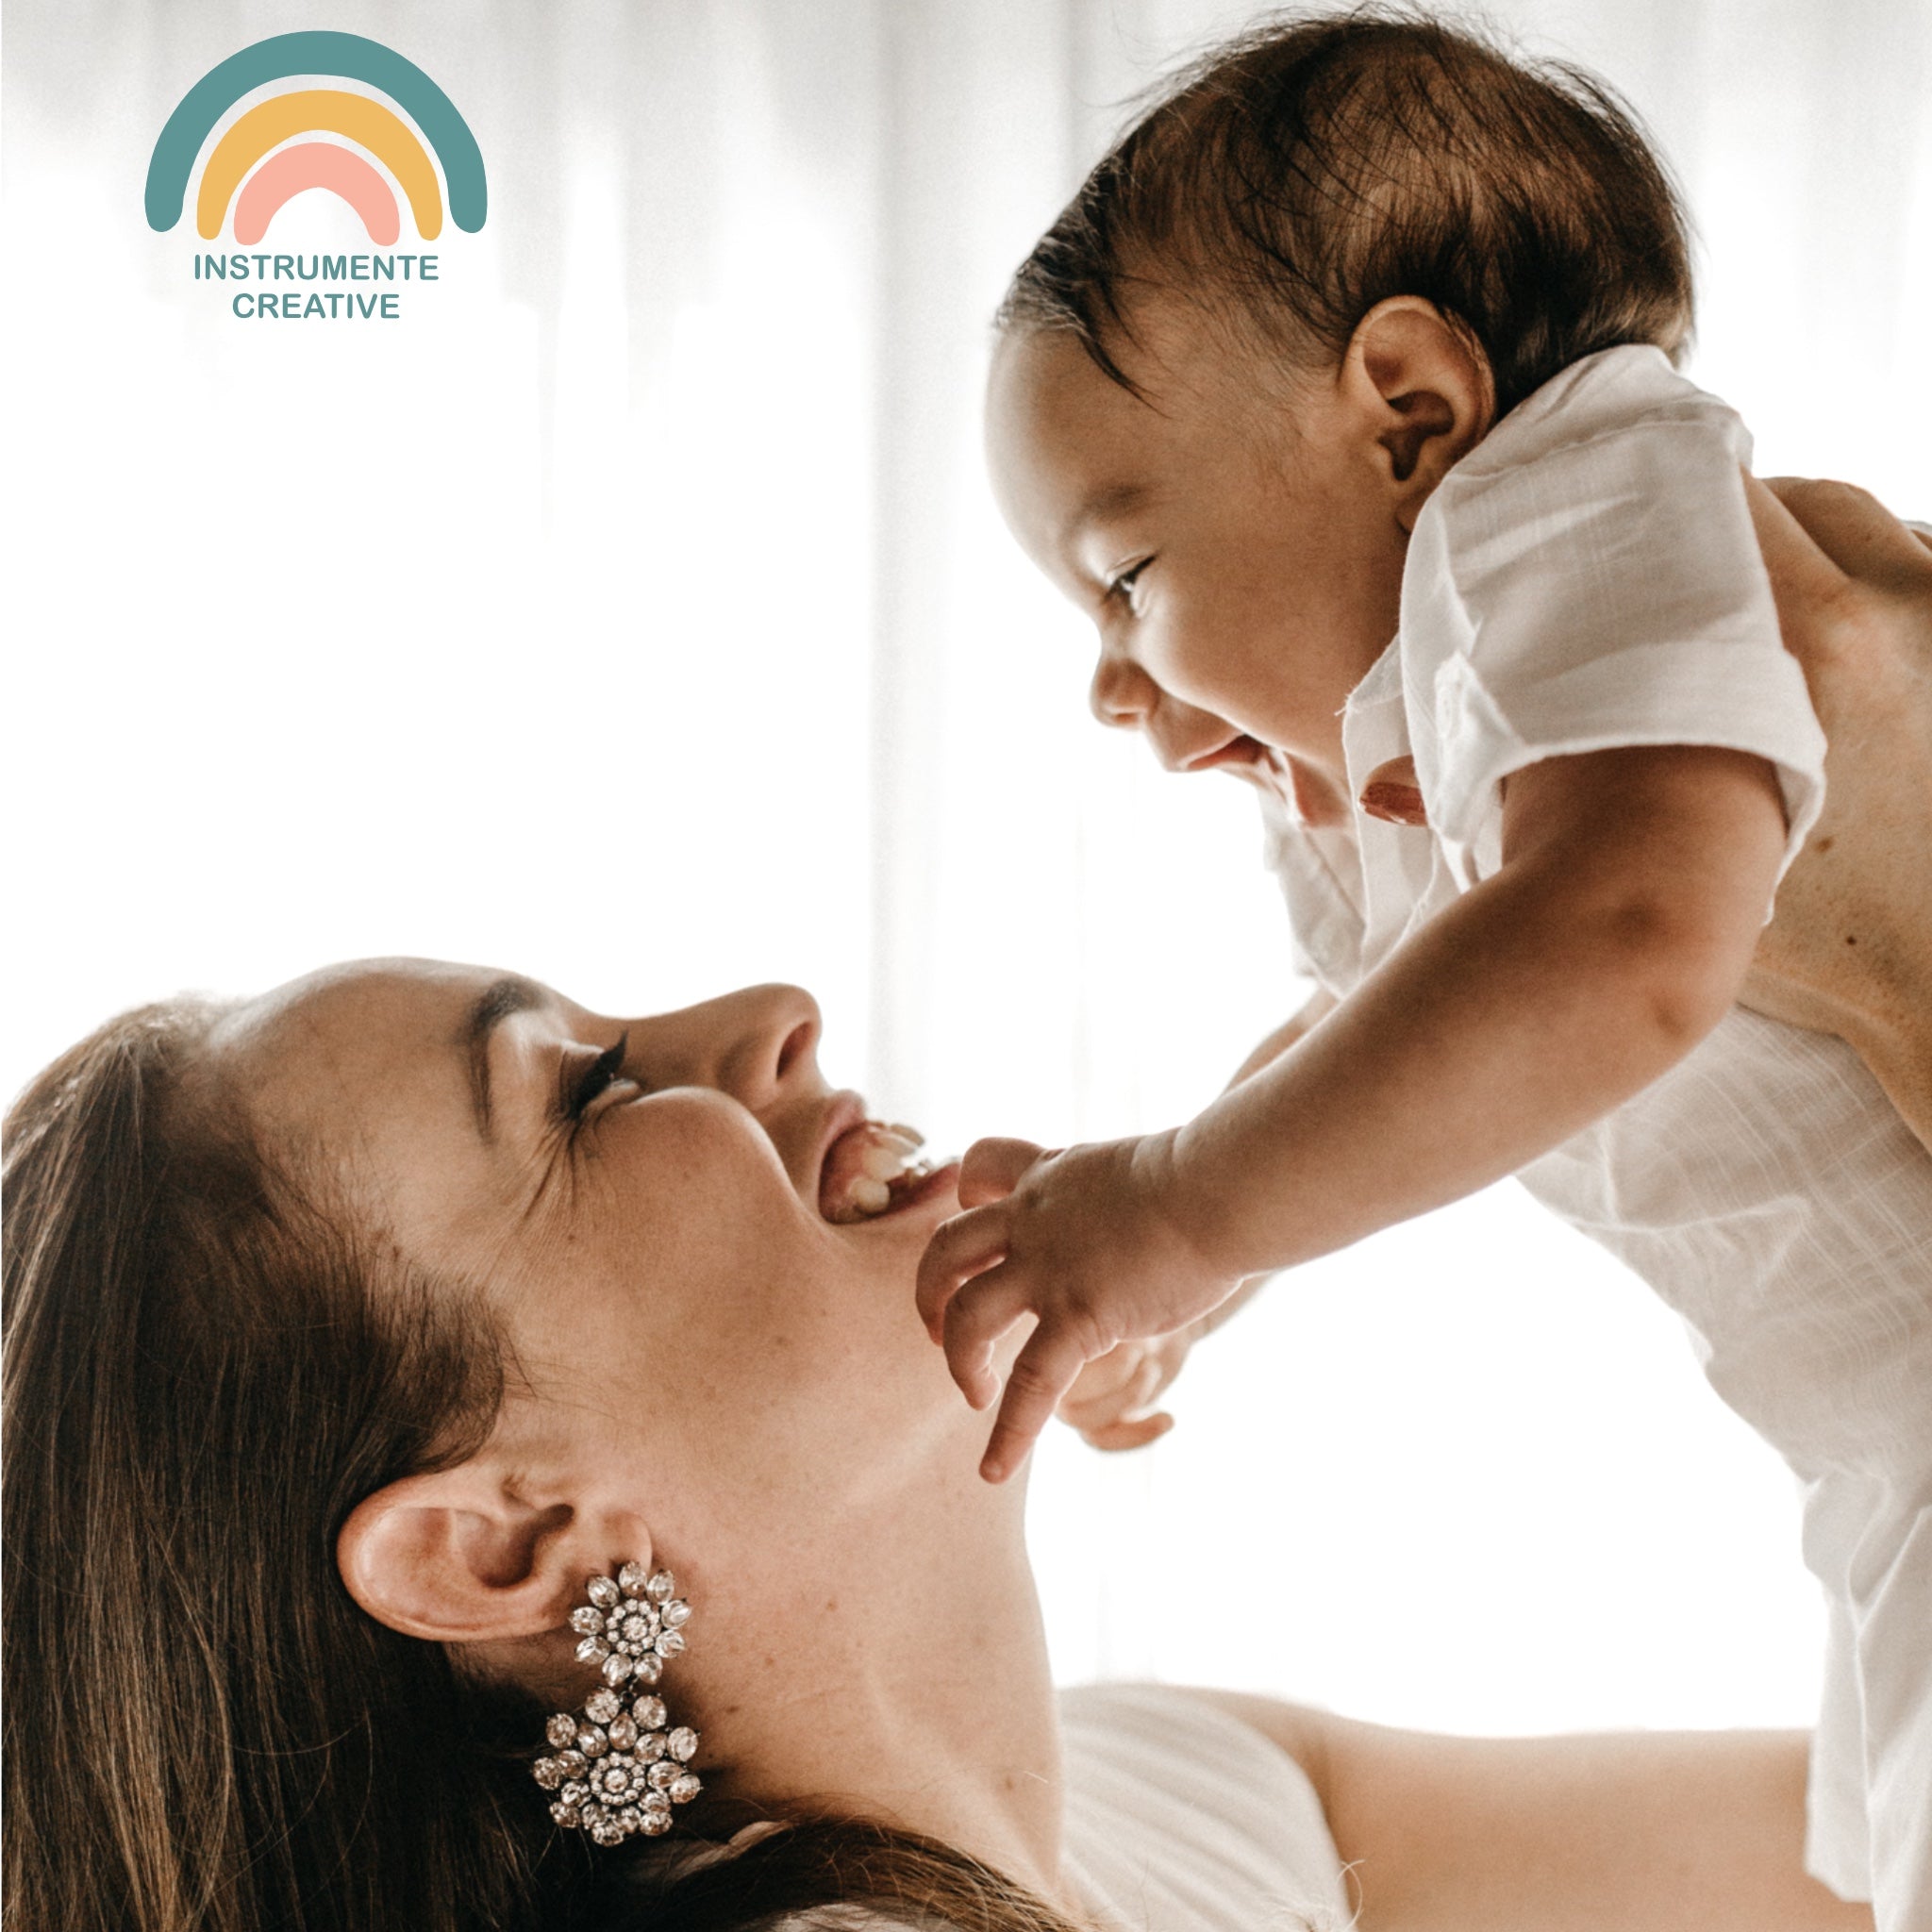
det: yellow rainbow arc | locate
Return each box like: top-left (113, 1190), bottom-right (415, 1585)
top-left (196, 91), bottom-right (443, 241)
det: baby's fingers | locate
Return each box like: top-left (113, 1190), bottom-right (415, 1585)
top-left (1077, 1412), bottom-right (1175, 1455)
top-left (938, 1263), bottom-right (1038, 1411)
top-left (958, 1136), bottom-right (1050, 1208)
top-left (915, 1205), bottom-right (1008, 1345)
top-left (1057, 1343), bottom-right (1160, 1429)
top-left (981, 1321), bottom-right (1094, 1483)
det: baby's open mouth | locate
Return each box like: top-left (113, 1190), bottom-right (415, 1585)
top-left (818, 1118), bottom-right (939, 1223)
top-left (1190, 732), bottom-right (1271, 774)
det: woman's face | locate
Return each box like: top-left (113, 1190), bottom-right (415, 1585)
top-left (211, 959), bottom-right (979, 1547)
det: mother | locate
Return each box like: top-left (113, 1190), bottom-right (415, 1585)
top-left (5, 535), bottom-right (1925, 1932)
top-left (0, 954), bottom-right (1880, 1932)
top-left (5, 490), bottom-right (1927, 1932)
top-left (8, 475), bottom-right (1924, 1932)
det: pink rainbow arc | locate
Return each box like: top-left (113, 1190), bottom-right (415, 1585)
top-left (232, 142), bottom-right (401, 246)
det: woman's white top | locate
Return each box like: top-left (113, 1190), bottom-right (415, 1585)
top-left (714, 1684), bottom-right (1347, 1932)
top-left (1259, 344), bottom-right (1932, 1931)
top-left (1058, 1684), bottom-right (1350, 1931)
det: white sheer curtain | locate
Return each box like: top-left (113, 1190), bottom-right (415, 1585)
top-left (5, 0), bottom-right (1926, 1733)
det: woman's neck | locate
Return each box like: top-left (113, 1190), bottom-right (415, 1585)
top-left (687, 1459), bottom-right (1072, 1910)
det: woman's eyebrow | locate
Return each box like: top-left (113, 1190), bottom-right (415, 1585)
top-left (465, 976), bottom-right (545, 1138)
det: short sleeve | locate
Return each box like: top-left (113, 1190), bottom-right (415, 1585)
top-left (1399, 355), bottom-right (1826, 890)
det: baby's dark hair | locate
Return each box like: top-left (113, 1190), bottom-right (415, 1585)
top-left (1001, 6), bottom-right (1694, 416)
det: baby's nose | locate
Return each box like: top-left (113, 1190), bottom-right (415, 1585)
top-left (1089, 655), bottom-right (1158, 731)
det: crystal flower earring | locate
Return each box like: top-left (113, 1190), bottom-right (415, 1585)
top-left (531, 1563), bottom-right (702, 1844)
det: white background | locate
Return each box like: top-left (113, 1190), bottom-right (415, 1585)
top-left (5, 0), bottom-right (1927, 1733)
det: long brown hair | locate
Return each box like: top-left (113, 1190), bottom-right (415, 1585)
top-left (2, 1000), bottom-right (547, 1929)
top-left (1001, 7), bottom-right (1694, 417)
top-left (3, 998), bottom-right (1090, 1932)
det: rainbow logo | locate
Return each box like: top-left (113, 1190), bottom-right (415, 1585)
top-left (144, 31), bottom-right (485, 247)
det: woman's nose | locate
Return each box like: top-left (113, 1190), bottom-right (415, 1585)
top-left (1089, 652), bottom-right (1160, 731)
top-left (654, 983), bottom-right (823, 1113)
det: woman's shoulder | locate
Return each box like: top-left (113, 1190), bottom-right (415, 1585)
top-left (1056, 1683), bottom-right (1352, 1932)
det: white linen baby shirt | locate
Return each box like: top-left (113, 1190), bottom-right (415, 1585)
top-left (1258, 344), bottom-right (1932, 1931)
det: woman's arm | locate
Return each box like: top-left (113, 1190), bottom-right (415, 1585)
top-left (1193, 1691), bottom-right (1872, 1932)
top-left (1741, 476), bottom-right (1932, 1148)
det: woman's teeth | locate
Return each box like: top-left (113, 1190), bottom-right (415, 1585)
top-left (858, 1126), bottom-right (922, 1180)
top-left (823, 1122), bottom-right (932, 1223)
top-left (849, 1176), bottom-right (893, 1214)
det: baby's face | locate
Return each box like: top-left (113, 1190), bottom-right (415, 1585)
top-left (985, 303), bottom-right (1409, 803)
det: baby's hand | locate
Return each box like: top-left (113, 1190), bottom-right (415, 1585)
top-left (1056, 1332), bottom-right (1192, 1452)
top-left (915, 1133), bottom-right (1242, 1482)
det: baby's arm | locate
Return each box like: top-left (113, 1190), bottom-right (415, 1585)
top-left (1227, 986), bottom-right (1340, 1086)
top-left (919, 741), bottom-right (1786, 1479)
top-left (1173, 740), bottom-right (1786, 1268)
top-left (1050, 989), bottom-right (1340, 1453)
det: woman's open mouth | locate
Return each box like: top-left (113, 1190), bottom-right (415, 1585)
top-left (818, 1114), bottom-right (954, 1223)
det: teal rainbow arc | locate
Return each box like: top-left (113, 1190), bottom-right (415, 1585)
top-left (144, 31), bottom-right (486, 235)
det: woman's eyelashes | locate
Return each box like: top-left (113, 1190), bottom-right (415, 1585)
top-left (559, 1031), bottom-right (639, 1125)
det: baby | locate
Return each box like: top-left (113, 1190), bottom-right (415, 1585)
top-left (915, 13), bottom-right (1931, 1929)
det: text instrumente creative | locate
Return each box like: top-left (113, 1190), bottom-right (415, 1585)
top-left (193, 252), bottom-right (440, 318)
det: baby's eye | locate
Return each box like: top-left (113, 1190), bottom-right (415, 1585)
top-left (1106, 559), bottom-right (1153, 610)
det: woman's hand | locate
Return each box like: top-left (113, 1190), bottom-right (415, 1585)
top-left (915, 1133), bottom-right (1247, 1482)
top-left (1740, 476), bottom-right (1932, 1147)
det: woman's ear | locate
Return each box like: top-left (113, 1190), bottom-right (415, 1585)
top-left (337, 1462), bottom-right (653, 1643)
top-left (1341, 296), bottom-right (1495, 526)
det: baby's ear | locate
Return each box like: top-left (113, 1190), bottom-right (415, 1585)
top-left (337, 1461), bottom-right (651, 1644)
top-left (1343, 297), bottom-right (1494, 522)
